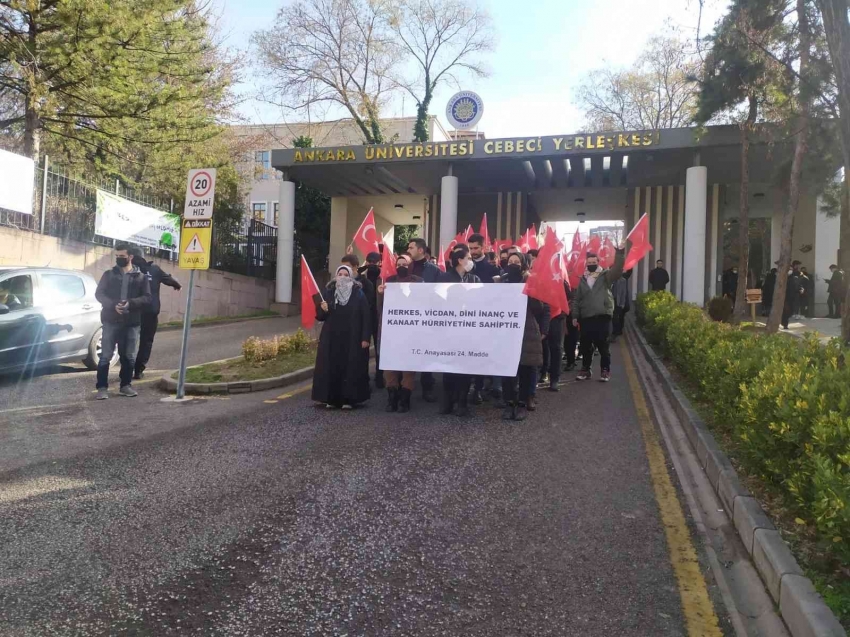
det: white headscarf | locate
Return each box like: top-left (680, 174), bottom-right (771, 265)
top-left (334, 265), bottom-right (355, 306)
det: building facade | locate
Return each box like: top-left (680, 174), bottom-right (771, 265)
top-left (264, 125), bottom-right (840, 315)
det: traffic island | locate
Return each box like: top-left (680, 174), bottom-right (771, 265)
top-left (160, 332), bottom-right (316, 395)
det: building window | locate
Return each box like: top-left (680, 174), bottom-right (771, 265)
top-left (252, 202), bottom-right (266, 222)
top-left (255, 150), bottom-right (271, 180)
top-left (273, 202), bottom-right (279, 227)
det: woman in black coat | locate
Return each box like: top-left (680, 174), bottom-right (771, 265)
top-left (437, 244), bottom-right (481, 417)
top-left (311, 265), bottom-right (372, 409)
top-left (500, 252), bottom-right (549, 421)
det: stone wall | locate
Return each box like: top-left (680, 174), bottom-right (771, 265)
top-left (0, 227), bottom-right (275, 322)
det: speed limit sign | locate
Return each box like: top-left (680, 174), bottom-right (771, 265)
top-left (183, 168), bottom-right (217, 220)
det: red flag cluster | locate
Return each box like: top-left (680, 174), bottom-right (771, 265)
top-left (523, 226), bottom-right (569, 317)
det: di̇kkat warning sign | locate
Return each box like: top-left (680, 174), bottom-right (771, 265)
top-left (179, 218), bottom-right (211, 270)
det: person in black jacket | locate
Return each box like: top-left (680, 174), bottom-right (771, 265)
top-left (500, 252), bottom-right (549, 420)
top-left (407, 237), bottom-right (441, 402)
top-left (311, 265), bottom-right (372, 409)
top-left (468, 233), bottom-right (501, 404)
top-left (762, 268), bottom-right (777, 316)
top-left (438, 244), bottom-right (481, 417)
top-left (342, 253), bottom-right (380, 387)
top-left (129, 247), bottom-right (182, 380)
top-left (649, 260), bottom-right (670, 292)
top-left (827, 265), bottom-right (845, 318)
top-left (94, 243), bottom-right (152, 399)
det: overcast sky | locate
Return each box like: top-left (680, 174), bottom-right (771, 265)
top-left (215, 0), bottom-right (729, 138)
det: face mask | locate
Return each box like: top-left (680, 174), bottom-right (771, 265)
top-left (500, 259), bottom-right (508, 268)
top-left (587, 264), bottom-right (598, 273)
top-left (116, 257), bottom-right (129, 268)
top-left (732, 270), bottom-right (738, 274)
top-left (396, 266), bottom-right (409, 278)
top-left (463, 259), bottom-right (474, 273)
top-left (507, 264), bottom-right (523, 281)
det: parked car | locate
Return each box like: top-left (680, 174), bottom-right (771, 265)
top-left (0, 266), bottom-right (118, 375)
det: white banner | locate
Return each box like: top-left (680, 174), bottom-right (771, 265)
top-left (379, 282), bottom-right (528, 375)
top-left (95, 189), bottom-right (180, 249)
top-left (0, 149), bottom-right (35, 215)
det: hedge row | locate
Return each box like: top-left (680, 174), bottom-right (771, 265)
top-left (636, 292), bottom-right (850, 563)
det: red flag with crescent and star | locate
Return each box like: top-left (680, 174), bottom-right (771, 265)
top-left (623, 213), bottom-right (652, 272)
top-left (565, 230), bottom-right (586, 290)
top-left (351, 208), bottom-right (381, 257)
top-left (300, 255), bottom-right (322, 330)
top-left (479, 213), bottom-right (491, 247)
top-left (523, 226), bottom-right (568, 317)
top-left (599, 236), bottom-right (616, 269)
top-left (379, 249), bottom-right (397, 282)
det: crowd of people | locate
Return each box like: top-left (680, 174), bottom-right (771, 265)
top-left (754, 261), bottom-right (846, 324)
top-left (93, 242), bottom-right (182, 399)
top-left (311, 234), bottom-right (629, 422)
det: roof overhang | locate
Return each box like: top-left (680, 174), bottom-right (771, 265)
top-left (271, 125), bottom-right (817, 196)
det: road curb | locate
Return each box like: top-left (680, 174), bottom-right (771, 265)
top-left (159, 359), bottom-right (314, 395)
top-left (628, 321), bottom-right (846, 637)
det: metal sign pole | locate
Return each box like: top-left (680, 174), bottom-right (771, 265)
top-left (175, 269), bottom-right (196, 399)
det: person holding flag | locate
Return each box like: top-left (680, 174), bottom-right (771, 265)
top-left (572, 243), bottom-right (628, 382)
top-left (467, 232), bottom-right (501, 405)
top-left (311, 265), bottom-right (372, 410)
top-left (499, 252), bottom-right (549, 421)
top-left (377, 253), bottom-right (422, 413)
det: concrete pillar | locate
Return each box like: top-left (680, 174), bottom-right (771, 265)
top-left (276, 180), bottom-right (295, 303)
top-left (677, 185), bottom-right (685, 300)
top-left (709, 184), bottom-right (720, 299)
top-left (665, 186), bottom-right (674, 271)
top-left (642, 187), bottom-right (652, 294)
top-left (440, 175), bottom-right (459, 251)
top-left (684, 167), bottom-right (708, 304)
top-left (329, 197), bottom-right (349, 271)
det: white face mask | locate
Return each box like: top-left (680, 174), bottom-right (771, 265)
top-left (463, 259), bottom-right (474, 273)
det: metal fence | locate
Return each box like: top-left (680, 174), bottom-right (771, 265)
top-left (0, 162), bottom-right (278, 279)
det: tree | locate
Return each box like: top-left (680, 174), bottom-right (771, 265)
top-left (695, 0), bottom-right (790, 323)
top-left (814, 0), bottom-right (850, 340)
top-left (393, 224), bottom-right (419, 254)
top-left (386, 0), bottom-right (493, 142)
top-left (292, 136), bottom-right (330, 273)
top-left (0, 0), bottom-right (231, 170)
top-left (575, 31), bottom-right (701, 131)
top-left (254, 0), bottom-right (393, 145)
top-left (767, 0), bottom-right (814, 333)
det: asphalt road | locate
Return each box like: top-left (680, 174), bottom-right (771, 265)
top-left (0, 315), bottom-right (304, 411)
top-left (0, 341), bottom-right (731, 636)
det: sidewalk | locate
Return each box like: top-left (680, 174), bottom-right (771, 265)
top-left (754, 316), bottom-right (843, 343)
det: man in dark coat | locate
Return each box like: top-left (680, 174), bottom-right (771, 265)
top-left (781, 264), bottom-right (805, 329)
top-left (827, 265), bottom-right (845, 318)
top-left (94, 242), bottom-right (151, 399)
top-left (342, 252), bottom-right (380, 387)
top-left (407, 237), bottom-right (440, 402)
top-left (762, 268), bottom-right (777, 316)
top-left (312, 265), bottom-right (371, 409)
top-left (649, 260), bottom-right (670, 292)
top-left (800, 267), bottom-right (814, 318)
top-left (437, 244), bottom-right (481, 417)
top-left (467, 233), bottom-right (501, 403)
top-left (128, 247), bottom-right (182, 379)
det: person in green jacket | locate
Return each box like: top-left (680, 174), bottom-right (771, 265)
top-left (572, 242), bottom-right (628, 382)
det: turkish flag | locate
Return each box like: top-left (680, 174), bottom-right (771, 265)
top-left (493, 238), bottom-right (512, 254)
top-left (587, 234), bottom-right (602, 256)
top-left (351, 208), bottom-right (381, 257)
top-left (598, 236), bottom-right (616, 269)
top-left (523, 226), bottom-right (569, 317)
top-left (623, 213), bottom-right (652, 272)
top-left (462, 224), bottom-right (474, 242)
top-left (565, 231), bottom-right (587, 290)
top-left (437, 242), bottom-right (447, 272)
top-left (479, 213), bottom-right (490, 247)
top-left (379, 250), bottom-right (397, 282)
top-left (300, 255), bottom-right (322, 330)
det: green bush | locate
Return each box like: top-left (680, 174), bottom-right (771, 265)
top-left (242, 329), bottom-right (313, 363)
top-left (707, 296), bottom-right (733, 322)
top-left (636, 292), bottom-right (850, 562)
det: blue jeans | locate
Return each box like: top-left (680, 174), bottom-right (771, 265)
top-left (96, 322), bottom-right (140, 389)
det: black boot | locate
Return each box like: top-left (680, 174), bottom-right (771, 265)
top-left (502, 402), bottom-right (517, 420)
top-left (398, 388), bottom-right (411, 413)
top-left (439, 392), bottom-right (454, 415)
top-left (526, 395), bottom-right (537, 412)
top-left (385, 388), bottom-right (399, 412)
top-left (454, 390), bottom-right (470, 417)
top-left (375, 373), bottom-right (385, 389)
top-left (548, 376), bottom-right (560, 392)
top-left (514, 403), bottom-right (528, 421)
top-left (471, 389), bottom-right (483, 405)
top-left (422, 387), bottom-right (437, 403)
